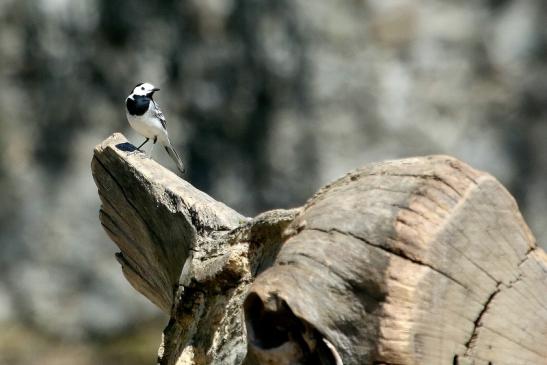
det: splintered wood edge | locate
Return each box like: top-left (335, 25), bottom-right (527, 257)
top-left (92, 133), bottom-right (246, 314)
top-left (92, 151), bottom-right (177, 313)
top-left (94, 133), bottom-right (246, 231)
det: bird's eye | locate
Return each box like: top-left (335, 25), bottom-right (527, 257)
top-left (141, 87), bottom-right (144, 90)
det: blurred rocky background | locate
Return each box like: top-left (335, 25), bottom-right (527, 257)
top-left (0, 0), bottom-right (545, 364)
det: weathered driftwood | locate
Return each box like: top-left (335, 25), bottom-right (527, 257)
top-left (92, 133), bottom-right (547, 365)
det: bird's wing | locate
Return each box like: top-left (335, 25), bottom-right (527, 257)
top-left (152, 101), bottom-right (167, 129)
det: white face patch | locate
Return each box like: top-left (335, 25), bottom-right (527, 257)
top-left (132, 82), bottom-right (157, 96)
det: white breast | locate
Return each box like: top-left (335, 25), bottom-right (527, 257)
top-left (126, 105), bottom-right (168, 142)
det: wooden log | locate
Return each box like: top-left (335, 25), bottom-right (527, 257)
top-left (92, 134), bottom-right (297, 364)
top-left (91, 134), bottom-right (547, 365)
top-left (92, 133), bottom-right (245, 314)
top-left (246, 156), bottom-right (547, 365)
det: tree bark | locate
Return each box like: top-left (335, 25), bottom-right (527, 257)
top-left (92, 133), bottom-right (547, 365)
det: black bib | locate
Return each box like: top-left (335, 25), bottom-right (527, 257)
top-left (126, 95), bottom-right (150, 116)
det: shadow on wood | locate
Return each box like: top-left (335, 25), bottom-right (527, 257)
top-left (91, 133), bottom-right (547, 365)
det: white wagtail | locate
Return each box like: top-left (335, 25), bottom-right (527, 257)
top-left (125, 82), bottom-right (185, 174)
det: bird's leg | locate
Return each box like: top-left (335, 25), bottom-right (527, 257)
top-left (148, 136), bottom-right (158, 158)
top-left (136, 138), bottom-right (149, 151)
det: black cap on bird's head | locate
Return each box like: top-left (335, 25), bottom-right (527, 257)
top-left (131, 82), bottom-right (160, 98)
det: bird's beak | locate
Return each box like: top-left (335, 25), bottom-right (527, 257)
top-left (152, 87), bottom-right (160, 92)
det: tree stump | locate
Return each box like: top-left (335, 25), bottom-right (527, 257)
top-left (91, 133), bottom-right (547, 365)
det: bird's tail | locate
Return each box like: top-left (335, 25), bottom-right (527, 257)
top-left (163, 140), bottom-right (185, 174)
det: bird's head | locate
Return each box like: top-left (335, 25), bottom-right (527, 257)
top-left (130, 82), bottom-right (160, 98)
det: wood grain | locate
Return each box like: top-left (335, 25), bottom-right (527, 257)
top-left (92, 133), bottom-right (244, 314)
top-left (246, 156), bottom-right (547, 365)
top-left (92, 134), bottom-right (547, 365)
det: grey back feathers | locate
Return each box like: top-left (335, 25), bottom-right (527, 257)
top-left (152, 101), bottom-right (167, 129)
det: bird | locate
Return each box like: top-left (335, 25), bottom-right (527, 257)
top-left (125, 82), bottom-right (185, 174)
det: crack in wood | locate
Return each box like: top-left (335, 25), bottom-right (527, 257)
top-left (100, 209), bottom-right (157, 274)
top-left (279, 248), bottom-right (386, 304)
top-left (391, 203), bottom-right (435, 223)
top-left (517, 246), bottom-right (536, 268)
top-left (92, 136), bottom-right (547, 365)
top-left (366, 172), bottom-right (464, 199)
top-left (94, 155), bottom-right (173, 265)
top-left (460, 251), bottom-right (545, 361)
top-left (463, 283), bottom-right (501, 356)
top-left (448, 160), bottom-right (480, 185)
top-left (307, 227), bottom-right (468, 290)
